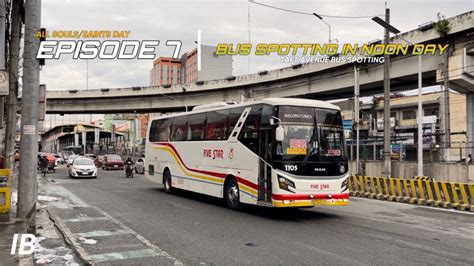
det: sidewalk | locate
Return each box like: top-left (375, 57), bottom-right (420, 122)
top-left (0, 169), bottom-right (33, 265)
top-left (0, 217), bottom-right (21, 265)
top-left (0, 170), bottom-right (79, 266)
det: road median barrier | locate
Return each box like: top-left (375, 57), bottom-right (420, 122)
top-left (349, 176), bottom-right (474, 212)
top-left (0, 169), bottom-right (12, 221)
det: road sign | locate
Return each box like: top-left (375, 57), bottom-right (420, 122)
top-left (0, 71), bottom-right (9, 95)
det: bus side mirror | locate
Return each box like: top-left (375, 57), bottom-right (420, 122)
top-left (275, 125), bottom-right (284, 142)
top-left (270, 116), bottom-right (281, 126)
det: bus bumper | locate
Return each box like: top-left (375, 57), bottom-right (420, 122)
top-left (271, 192), bottom-right (349, 208)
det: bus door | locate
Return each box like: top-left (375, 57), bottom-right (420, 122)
top-left (258, 129), bottom-right (272, 202)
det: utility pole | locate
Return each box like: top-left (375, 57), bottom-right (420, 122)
top-left (0, 0), bottom-right (6, 160)
top-left (0, 0), bottom-right (5, 68)
top-left (5, 0), bottom-right (22, 170)
top-left (443, 47), bottom-right (451, 161)
top-left (17, 0), bottom-right (41, 232)
top-left (382, 8), bottom-right (391, 177)
top-left (417, 53), bottom-right (423, 176)
top-left (354, 65), bottom-right (360, 175)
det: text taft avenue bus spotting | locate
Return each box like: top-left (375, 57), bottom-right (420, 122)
top-left (145, 98), bottom-right (349, 209)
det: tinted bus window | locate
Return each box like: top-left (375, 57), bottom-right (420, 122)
top-left (227, 107), bottom-right (245, 138)
top-left (238, 105), bottom-right (262, 153)
top-left (171, 116), bottom-right (188, 141)
top-left (206, 109), bottom-right (230, 140)
top-left (188, 113), bottom-right (206, 140)
top-left (157, 119), bottom-right (172, 141)
top-left (149, 119), bottom-right (171, 142)
top-left (261, 104), bottom-right (274, 129)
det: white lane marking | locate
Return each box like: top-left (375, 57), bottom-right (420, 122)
top-left (75, 230), bottom-right (129, 238)
top-left (63, 216), bottom-right (108, 223)
top-left (355, 197), bottom-right (474, 216)
top-left (40, 184), bottom-right (182, 265)
top-left (93, 206), bottom-right (183, 265)
top-left (87, 249), bottom-right (159, 263)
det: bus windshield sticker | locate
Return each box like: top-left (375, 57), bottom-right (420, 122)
top-left (287, 139), bottom-right (307, 155)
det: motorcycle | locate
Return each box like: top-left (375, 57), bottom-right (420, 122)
top-left (125, 161), bottom-right (134, 178)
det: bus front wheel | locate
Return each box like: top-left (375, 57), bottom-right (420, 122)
top-left (225, 178), bottom-right (241, 210)
top-left (163, 169), bottom-right (173, 194)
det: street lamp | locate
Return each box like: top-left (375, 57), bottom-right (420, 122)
top-left (372, 9), bottom-right (399, 178)
top-left (312, 13), bottom-right (331, 43)
top-left (372, 10), bottom-right (423, 177)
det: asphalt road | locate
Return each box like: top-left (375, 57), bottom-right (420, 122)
top-left (38, 166), bottom-right (474, 265)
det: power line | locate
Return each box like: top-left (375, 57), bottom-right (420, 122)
top-left (249, 0), bottom-right (382, 19)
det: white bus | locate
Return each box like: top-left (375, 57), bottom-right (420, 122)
top-left (145, 98), bottom-right (349, 209)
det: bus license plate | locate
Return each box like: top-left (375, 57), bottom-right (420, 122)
top-left (114, 165), bottom-right (118, 167)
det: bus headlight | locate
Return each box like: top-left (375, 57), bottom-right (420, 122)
top-left (278, 175), bottom-right (295, 192)
top-left (339, 164), bottom-right (346, 174)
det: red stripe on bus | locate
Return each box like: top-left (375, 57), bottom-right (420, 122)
top-left (272, 193), bottom-right (349, 201)
top-left (152, 142), bottom-right (259, 190)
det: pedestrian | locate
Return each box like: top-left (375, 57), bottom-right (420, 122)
top-left (40, 155), bottom-right (49, 177)
top-left (467, 154), bottom-right (472, 164)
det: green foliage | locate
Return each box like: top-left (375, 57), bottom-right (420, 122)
top-left (435, 13), bottom-right (451, 37)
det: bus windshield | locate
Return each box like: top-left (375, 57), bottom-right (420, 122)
top-left (276, 106), bottom-right (345, 161)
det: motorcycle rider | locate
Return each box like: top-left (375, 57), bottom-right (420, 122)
top-left (124, 156), bottom-right (134, 177)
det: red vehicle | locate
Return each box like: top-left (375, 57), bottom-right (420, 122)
top-left (38, 153), bottom-right (57, 173)
top-left (102, 154), bottom-right (124, 170)
top-left (95, 155), bottom-right (105, 167)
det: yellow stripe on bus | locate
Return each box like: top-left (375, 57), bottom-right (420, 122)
top-left (156, 146), bottom-right (258, 196)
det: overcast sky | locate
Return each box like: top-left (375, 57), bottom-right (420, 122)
top-left (40, 0), bottom-right (472, 91)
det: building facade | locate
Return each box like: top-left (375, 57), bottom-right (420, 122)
top-left (338, 91), bottom-right (467, 162)
top-left (149, 57), bottom-right (182, 86)
top-left (150, 45), bottom-right (233, 86)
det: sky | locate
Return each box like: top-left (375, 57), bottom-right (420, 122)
top-left (39, 0), bottom-right (473, 91)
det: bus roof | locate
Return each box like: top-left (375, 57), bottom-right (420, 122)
top-left (152, 98), bottom-right (340, 120)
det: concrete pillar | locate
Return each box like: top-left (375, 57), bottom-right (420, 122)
top-left (93, 128), bottom-right (99, 154)
top-left (74, 133), bottom-right (79, 146)
top-left (467, 92), bottom-right (474, 158)
top-left (82, 131), bottom-right (87, 154)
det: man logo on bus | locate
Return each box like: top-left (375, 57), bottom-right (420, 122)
top-left (228, 148), bottom-right (234, 160)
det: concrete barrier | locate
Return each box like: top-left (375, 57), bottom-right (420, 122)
top-left (350, 175), bottom-right (474, 212)
top-left (349, 161), bottom-right (474, 183)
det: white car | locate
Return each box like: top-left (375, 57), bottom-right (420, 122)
top-left (54, 154), bottom-right (65, 165)
top-left (134, 158), bottom-right (145, 174)
top-left (67, 155), bottom-right (78, 167)
top-left (69, 157), bottom-right (97, 178)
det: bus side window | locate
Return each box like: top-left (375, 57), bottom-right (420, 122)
top-left (157, 119), bottom-right (172, 142)
top-left (149, 120), bottom-right (162, 142)
top-left (206, 109), bottom-right (230, 140)
top-left (171, 116), bottom-right (188, 141)
top-left (188, 113), bottom-right (206, 141)
top-left (238, 105), bottom-right (262, 154)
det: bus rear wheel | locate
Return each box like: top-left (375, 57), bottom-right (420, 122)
top-left (163, 169), bottom-right (173, 194)
top-left (225, 178), bottom-right (240, 210)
